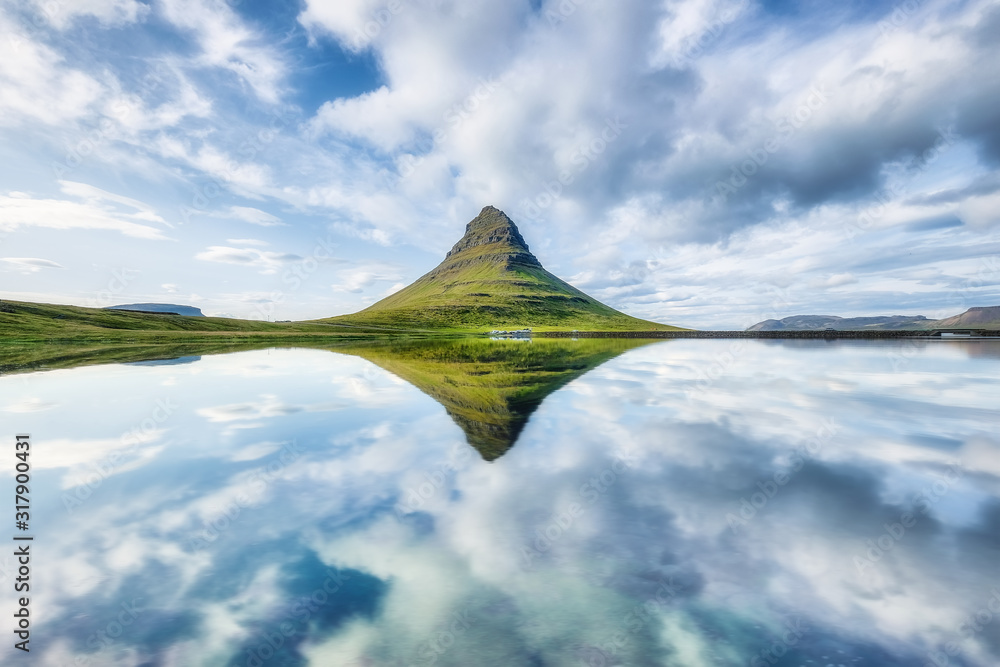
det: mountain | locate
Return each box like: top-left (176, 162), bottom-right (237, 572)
top-left (748, 306), bottom-right (1000, 331)
top-left (933, 306), bottom-right (1000, 328)
top-left (333, 337), bottom-right (655, 460)
top-left (106, 303), bottom-right (205, 317)
top-left (322, 206), bottom-right (681, 331)
top-left (748, 315), bottom-right (931, 331)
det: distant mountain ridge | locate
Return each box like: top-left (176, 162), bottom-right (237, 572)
top-left (322, 206), bottom-right (681, 331)
top-left (106, 303), bottom-right (205, 317)
top-left (748, 306), bottom-right (1000, 331)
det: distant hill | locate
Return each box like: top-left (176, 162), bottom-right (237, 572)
top-left (321, 206), bottom-right (682, 332)
top-left (748, 314), bottom-right (931, 331)
top-left (106, 303), bottom-right (205, 317)
top-left (933, 306), bottom-right (1000, 329)
top-left (748, 306), bottom-right (1000, 331)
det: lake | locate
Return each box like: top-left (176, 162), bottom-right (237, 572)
top-left (2, 338), bottom-right (998, 666)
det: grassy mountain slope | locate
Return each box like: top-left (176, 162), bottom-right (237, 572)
top-left (933, 306), bottom-right (1000, 328)
top-left (321, 206), bottom-right (682, 332)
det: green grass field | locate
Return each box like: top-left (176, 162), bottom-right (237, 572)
top-left (0, 299), bottom-right (448, 344)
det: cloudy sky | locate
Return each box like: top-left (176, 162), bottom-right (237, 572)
top-left (0, 0), bottom-right (998, 328)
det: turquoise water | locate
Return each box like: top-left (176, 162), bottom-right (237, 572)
top-left (1, 339), bottom-right (998, 666)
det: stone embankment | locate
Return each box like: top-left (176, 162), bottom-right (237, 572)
top-left (539, 330), bottom-right (993, 339)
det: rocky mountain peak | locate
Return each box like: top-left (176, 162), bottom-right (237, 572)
top-left (445, 206), bottom-right (533, 259)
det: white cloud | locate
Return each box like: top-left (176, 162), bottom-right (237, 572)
top-left (226, 238), bottom-right (269, 246)
top-left (957, 191), bottom-right (1000, 228)
top-left (215, 206), bottom-right (285, 226)
top-left (816, 273), bottom-right (860, 289)
top-left (153, 138), bottom-right (273, 198)
top-left (2, 397), bottom-right (57, 413)
top-left (332, 263), bottom-right (404, 293)
top-left (381, 282), bottom-right (406, 297)
top-left (0, 257), bottom-right (64, 273)
top-left (195, 246), bottom-right (302, 274)
top-left (0, 184), bottom-right (169, 240)
top-left (298, 0), bottom-right (388, 49)
top-left (58, 181), bottom-right (168, 225)
top-left (196, 394), bottom-right (342, 422)
top-left (159, 0), bottom-right (286, 103)
top-left (20, 430), bottom-right (165, 475)
top-left (29, 0), bottom-right (150, 29)
top-left (0, 14), bottom-right (104, 126)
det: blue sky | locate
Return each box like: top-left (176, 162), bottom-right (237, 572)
top-left (0, 0), bottom-right (998, 328)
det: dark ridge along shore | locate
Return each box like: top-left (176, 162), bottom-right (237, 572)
top-left (539, 330), bottom-right (999, 339)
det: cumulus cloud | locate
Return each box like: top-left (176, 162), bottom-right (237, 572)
top-left (290, 0), bottom-right (1000, 322)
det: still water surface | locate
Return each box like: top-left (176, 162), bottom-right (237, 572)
top-left (1, 338), bottom-right (998, 666)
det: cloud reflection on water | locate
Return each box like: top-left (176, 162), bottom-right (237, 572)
top-left (0, 339), bottom-right (997, 666)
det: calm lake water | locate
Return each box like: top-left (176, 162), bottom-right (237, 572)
top-left (2, 338), bottom-right (999, 666)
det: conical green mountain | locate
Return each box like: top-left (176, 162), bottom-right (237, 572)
top-left (324, 206), bottom-right (681, 331)
top-left (333, 337), bottom-right (657, 460)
